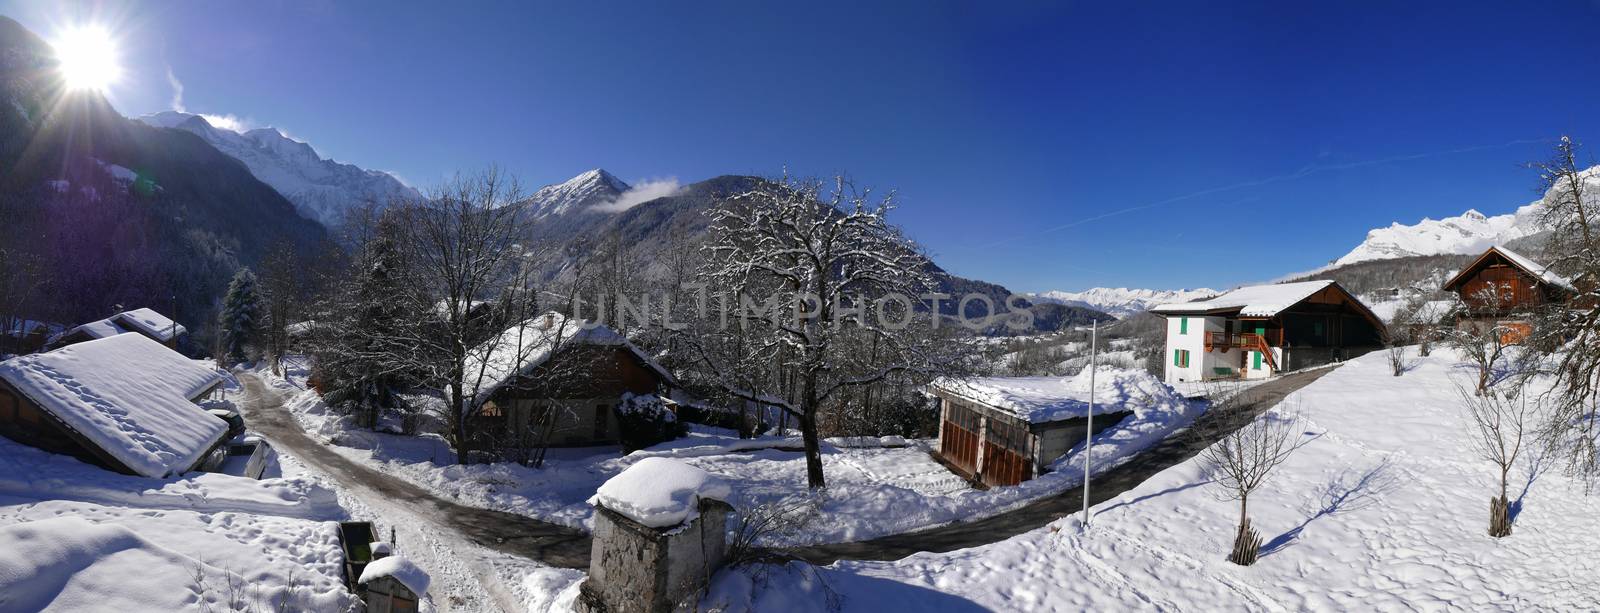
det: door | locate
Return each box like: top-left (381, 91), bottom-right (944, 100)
top-left (940, 400), bottom-right (980, 476)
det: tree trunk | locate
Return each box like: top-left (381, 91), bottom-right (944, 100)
top-left (800, 370), bottom-right (826, 489)
top-left (450, 382), bottom-right (469, 465)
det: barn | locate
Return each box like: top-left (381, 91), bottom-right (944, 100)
top-left (1442, 245), bottom-right (1575, 343)
top-left (50, 307), bottom-right (188, 350)
top-left (930, 372), bottom-right (1151, 487)
top-left (465, 312), bottom-right (676, 448)
top-left (0, 333), bottom-right (227, 478)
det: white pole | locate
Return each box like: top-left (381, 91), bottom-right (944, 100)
top-left (1082, 318), bottom-right (1097, 526)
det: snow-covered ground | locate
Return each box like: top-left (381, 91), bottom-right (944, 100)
top-left (703, 348), bottom-right (1600, 611)
top-left (265, 359), bottom-right (1203, 547)
top-left (0, 418), bottom-right (359, 611)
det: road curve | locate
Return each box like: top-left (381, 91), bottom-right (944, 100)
top-left (235, 373), bottom-right (592, 569)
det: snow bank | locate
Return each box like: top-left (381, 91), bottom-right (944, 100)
top-left (360, 555), bottom-right (432, 596)
top-left (0, 334), bottom-right (226, 478)
top-left (588, 457), bottom-right (731, 528)
top-left (934, 368), bottom-right (1186, 422)
top-left (0, 517), bottom-right (353, 612)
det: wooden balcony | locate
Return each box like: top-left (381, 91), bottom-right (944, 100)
top-left (1203, 330), bottom-right (1281, 371)
top-left (1204, 330), bottom-right (1280, 351)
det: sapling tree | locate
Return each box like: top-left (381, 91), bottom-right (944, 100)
top-left (1200, 406), bottom-right (1303, 565)
top-left (1447, 286), bottom-right (1519, 394)
top-left (1457, 381), bottom-right (1535, 537)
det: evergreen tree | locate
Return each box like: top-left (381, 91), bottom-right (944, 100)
top-left (218, 267), bottom-right (263, 363)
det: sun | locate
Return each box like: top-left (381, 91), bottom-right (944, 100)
top-left (53, 25), bottom-right (122, 92)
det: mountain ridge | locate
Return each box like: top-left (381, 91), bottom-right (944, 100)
top-left (137, 110), bottom-right (420, 228)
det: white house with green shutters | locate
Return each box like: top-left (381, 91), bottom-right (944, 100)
top-left (1149, 280), bottom-right (1387, 384)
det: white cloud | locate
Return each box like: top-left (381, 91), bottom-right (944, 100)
top-left (165, 64), bottom-right (253, 133)
top-left (593, 177), bottom-right (683, 213)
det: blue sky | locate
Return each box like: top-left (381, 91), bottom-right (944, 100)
top-left (6, 1), bottom-right (1600, 293)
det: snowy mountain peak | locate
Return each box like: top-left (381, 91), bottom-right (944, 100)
top-left (525, 169), bottom-right (632, 218)
top-left (1028, 287), bottom-right (1218, 319)
top-left (1325, 166), bottom-right (1600, 269)
top-left (136, 111), bottom-right (419, 228)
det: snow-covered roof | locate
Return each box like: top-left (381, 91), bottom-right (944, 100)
top-left (55, 308), bottom-right (186, 344)
top-left (358, 555), bottom-right (431, 596)
top-left (1148, 280), bottom-right (1340, 318)
top-left (114, 308), bottom-right (187, 342)
top-left (588, 457), bottom-right (732, 528)
top-left (932, 368), bottom-right (1187, 423)
top-left (1444, 245), bottom-right (1574, 292)
top-left (0, 334), bottom-right (227, 478)
top-left (462, 312), bottom-right (674, 406)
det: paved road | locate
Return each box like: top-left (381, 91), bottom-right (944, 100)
top-left (236, 374), bottom-right (592, 570)
top-left (784, 366), bottom-right (1338, 564)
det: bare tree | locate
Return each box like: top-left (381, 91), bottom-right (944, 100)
top-left (259, 241), bottom-right (304, 376)
top-left (0, 247), bottom-right (47, 354)
top-left (690, 173), bottom-right (979, 488)
top-left (1447, 286), bottom-right (1519, 394)
top-left (1456, 381), bottom-right (1535, 537)
top-left (1200, 407), bottom-right (1304, 565)
top-left (1528, 137), bottom-right (1600, 485)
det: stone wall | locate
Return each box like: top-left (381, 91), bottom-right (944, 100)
top-left (577, 498), bottom-right (732, 613)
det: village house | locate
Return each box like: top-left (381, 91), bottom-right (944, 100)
top-left (1, 319), bottom-right (61, 356)
top-left (1149, 280), bottom-right (1386, 384)
top-left (0, 333), bottom-right (228, 478)
top-left (1441, 245), bottom-right (1575, 343)
top-left (929, 375), bottom-right (1136, 487)
top-left (465, 312), bottom-right (676, 448)
top-left (49, 307), bottom-right (188, 350)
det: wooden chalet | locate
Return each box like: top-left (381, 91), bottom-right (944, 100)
top-left (0, 334), bottom-right (227, 478)
top-left (50, 307), bottom-right (188, 350)
top-left (930, 376), bottom-right (1133, 487)
top-left (1149, 280), bottom-right (1386, 383)
top-left (1441, 245), bottom-right (1575, 342)
top-left (466, 313), bottom-right (676, 448)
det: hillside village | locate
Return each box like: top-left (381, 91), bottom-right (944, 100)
top-left (4, 6), bottom-right (1600, 613)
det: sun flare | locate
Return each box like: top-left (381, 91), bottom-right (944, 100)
top-left (53, 25), bottom-right (121, 92)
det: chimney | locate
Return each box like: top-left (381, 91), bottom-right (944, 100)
top-left (542, 313), bottom-right (555, 330)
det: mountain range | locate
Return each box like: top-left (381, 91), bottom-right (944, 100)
top-left (136, 110), bottom-right (421, 228)
top-left (1027, 287), bottom-right (1218, 319)
top-left (0, 16), bottom-right (330, 337)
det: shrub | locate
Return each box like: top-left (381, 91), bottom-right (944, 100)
top-left (616, 393), bottom-right (689, 452)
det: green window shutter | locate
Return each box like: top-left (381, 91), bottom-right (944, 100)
top-left (1180, 317), bottom-right (1188, 334)
top-left (1253, 351), bottom-right (1263, 370)
top-left (1183, 350), bottom-right (1190, 367)
top-left (1174, 349), bottom-right (1181, 366)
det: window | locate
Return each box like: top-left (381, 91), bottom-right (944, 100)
top-left (1174, 349), bottom-right (1190, 368)
top-left (1179, 317), bottom-right (1188, 334)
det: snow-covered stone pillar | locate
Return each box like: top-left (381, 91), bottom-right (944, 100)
top-left (577, 457), bottom-right (734, 613)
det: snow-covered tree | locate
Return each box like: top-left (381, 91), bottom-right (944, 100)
top-left (1527, 137), bottom-right (1600, 484)
top-left (690, 173), bottom-right (975, 488)
top-left (218, 267), bottom-right (263, 363)
top-left (307, 207), bottom-right (416, 429)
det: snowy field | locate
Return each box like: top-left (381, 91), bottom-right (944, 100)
top-left (265, 360), bottom-right (1204, 547)
top-left (0, 427), bottom-right (359, 611)
top-left (702, 348), bottom-right (1600, 611)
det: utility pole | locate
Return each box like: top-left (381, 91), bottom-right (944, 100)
top-left (1082, 318), bottom-right (1097, 527)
